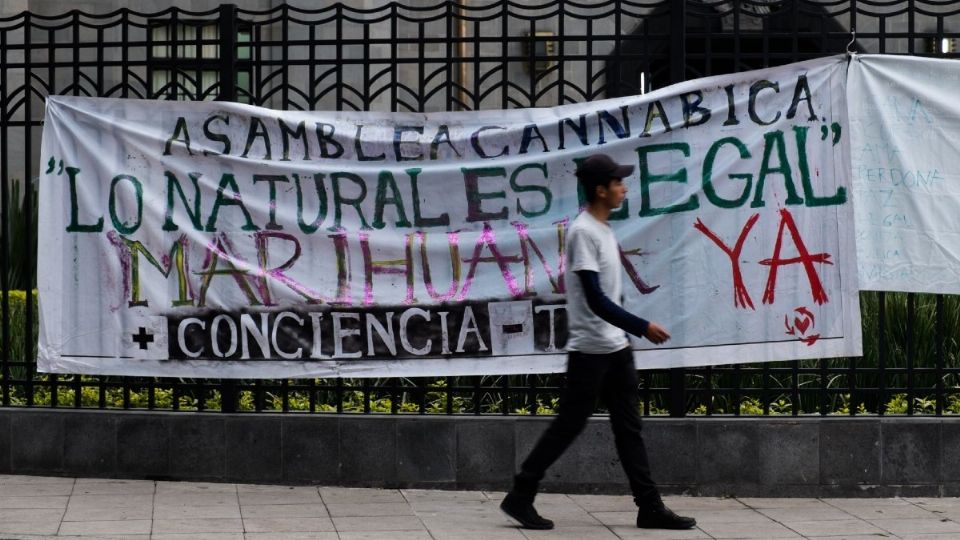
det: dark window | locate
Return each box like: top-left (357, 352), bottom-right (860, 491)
top-left (148, 20), bottom-right (252, 102)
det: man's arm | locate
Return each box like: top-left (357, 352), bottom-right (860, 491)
top-left (576, 270), bottom-right (670, 344)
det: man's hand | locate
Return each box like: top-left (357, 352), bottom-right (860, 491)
top-left (644, 322), bottom-right (671, 345)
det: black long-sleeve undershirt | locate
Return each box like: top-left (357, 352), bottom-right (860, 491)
top-left (576, 270), bottom-right (650, 340)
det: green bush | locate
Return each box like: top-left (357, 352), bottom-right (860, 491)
top-left (6, 289), bottom-right (960, 415)
top-left (2, 179), bottom-right (38, 290)
top-left (1, 290), bottom-right (38, 381)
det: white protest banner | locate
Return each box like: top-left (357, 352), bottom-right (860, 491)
top-left (38, 56), bottom-right (861, 378)
top-left (849, 54), bottom-right (960, 293)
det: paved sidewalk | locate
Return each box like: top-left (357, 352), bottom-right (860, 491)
top-left (2, 475), bottom-right (960, 539)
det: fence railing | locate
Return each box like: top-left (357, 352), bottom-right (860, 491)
top-left (2, 1), bottom-right (959, 415)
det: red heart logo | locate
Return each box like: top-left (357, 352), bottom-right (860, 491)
top-left (784, 315), bottom-right (795, 335)
top-left (794, 316), bottom-right (811, 334)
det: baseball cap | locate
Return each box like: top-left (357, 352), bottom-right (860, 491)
top-left (575, 153), bottom-right (635, 181)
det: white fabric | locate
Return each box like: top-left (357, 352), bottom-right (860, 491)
top-left (849, 54), bottom-right (960, 293)
top-left (564, 211), bottom-right (629, 354)
top-left (37, 56), bottom-right (862, 378)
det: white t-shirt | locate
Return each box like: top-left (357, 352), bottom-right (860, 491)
top-left (564, 211), bottom-right (629, 354)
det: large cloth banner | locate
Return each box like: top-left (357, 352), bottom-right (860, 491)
top-left (849, 54), bottom-right (960, 293)
top-left (38, 56), bottom-right (862, 378)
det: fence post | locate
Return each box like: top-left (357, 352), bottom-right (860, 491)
top-left (217, 4), bottom-right (239, 413)
top-left (218, 4), bottom-right (238, 102)
top-left (667, 0), bottom-right (687, 418)
top-left (0, 19), bottom-right (9, 407)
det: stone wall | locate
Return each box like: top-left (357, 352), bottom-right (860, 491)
top-left (1, 409), bottom-right (956, 497)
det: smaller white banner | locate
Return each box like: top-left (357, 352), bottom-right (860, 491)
top-left (849, 54), bottom-right (960, 293)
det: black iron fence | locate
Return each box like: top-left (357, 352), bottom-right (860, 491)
top-left (2, 1), bottom-right (959, 416)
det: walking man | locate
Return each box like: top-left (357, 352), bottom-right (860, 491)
top-left (500, 153), bottom-right (697, 531)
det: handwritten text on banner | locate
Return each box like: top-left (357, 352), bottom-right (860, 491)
top-left (849, 54), bottom-right (960, 294)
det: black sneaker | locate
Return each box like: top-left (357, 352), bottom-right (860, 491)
top-left (499, 492), bottom-right (554, 530)
top-left (636, 505), bottom-right (697, 529)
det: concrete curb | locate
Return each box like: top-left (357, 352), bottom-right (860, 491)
top-left (0, 409), bottom-right (954, 497)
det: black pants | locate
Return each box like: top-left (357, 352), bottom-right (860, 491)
top-left (515, 347), bottom-right (659, 506)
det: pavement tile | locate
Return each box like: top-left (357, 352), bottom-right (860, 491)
top-left (521, 525), bottom-right (620, 539)
top-left (924, 508), bottom-right (960, 522)
top-left (151, 518), bottom-right (245, 534)
top-left (0, 521), bottom-right (61, 535)
top-left (868, 517), bottom-right (960, 536)
top-left (0, 507), bottom-right (65, 522)
top-left (527, 493), bottom-right (573, 504)
top-left (0, 483), bottom-right (74, 497)
top-left (409, 499), bottom-right (502, 513)
top-left (156, 481), bottom-right (238, 494)
top-left (75, 477), bottom-right (148, 485)
top-left (910, 501), bottom-right (960, 514)
top-left (804, 536), bottom-right (900, 540)
top-left (153, 503), bottom-right (242, 519)
top-left (326, 502), bottom-right (415, 516)
top-left (9, 536), bottom-right (148, 540)
top-left (72, 479), bottom-right (155, 495)
top-left (319, 487), bottom-right (406, 504)
top-left (237, 485), bottom-right (319, 494)
top-left (400, 488), bottom-right (488, 502)
top-left (154, 491), bottom-right (239, 507)
top-left (606, 526), bottom-right (712, 539)
top-left (909, 498), bottom-right (960, 509)
top-left (738, 498), bottom-right (838, 509)
top-left (757, 506), bottom-right (856, 522)
top-left (58, 519), bottom-right (153, 536)
top-left (338, 532), bottom-right (436, 540)
top-left (521, 504), bottom-right (602, 527)
top-left (483, 491), bottom-right (572, 504)
top-left (527, 499), bottom-right (596, 511)
top-left (663, 497), bottom-right (749, 511)
top-left (590, 511), bottom-right (637, 527)
top-left (55, 536), bottom-right (151, 540)
top-left (783, 518), bottom-right (890, 537)
top-left (62, 504), bottom-right (153, 521)
top-left (822, 497), bottom-right (914, 508)
top-left (569, 494), bottom-right (636, 512)
top-left (833, 502), bottom-right (939, 520)
top-left (421, 515), bottom-right (517, 535)
top-left (240, 503), bottom-right (328, 518)
top-left (243, 534), bottom-right (339, 540)
top-left (243, 517), bottom-right (337, 532)
top-left (66, 493), bottom-right (154, 509)
top-left (418, 511), bottom-right (509, 525)
top-left (687, 508), bottom-right (777, 524)
top-left (152, 534), bottom-right (245, 540)
top-left (238, 490), bottom-right (324, 506)
top-left (0, 495), bottom-right (69, 509)
top-left (428, 530), bottom-right (527, 540)
top-left (698, 520), bottom-right (802, 538)
top-left (904, 498), bottom-right (950, 505)
top-left (333, 515), bottom-right (426, 532)
top-left (0, 475), bottom-right (74, 485)
top-left (423, 506), bottom-right (510, 518)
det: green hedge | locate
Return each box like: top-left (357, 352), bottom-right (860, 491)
top-left (1, 290), bottom-right (38, 372)
top-left (4, 290), bottom-right (960, 414)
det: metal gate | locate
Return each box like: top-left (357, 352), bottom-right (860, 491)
top-left (2, 0), bottom-right (959, 415)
